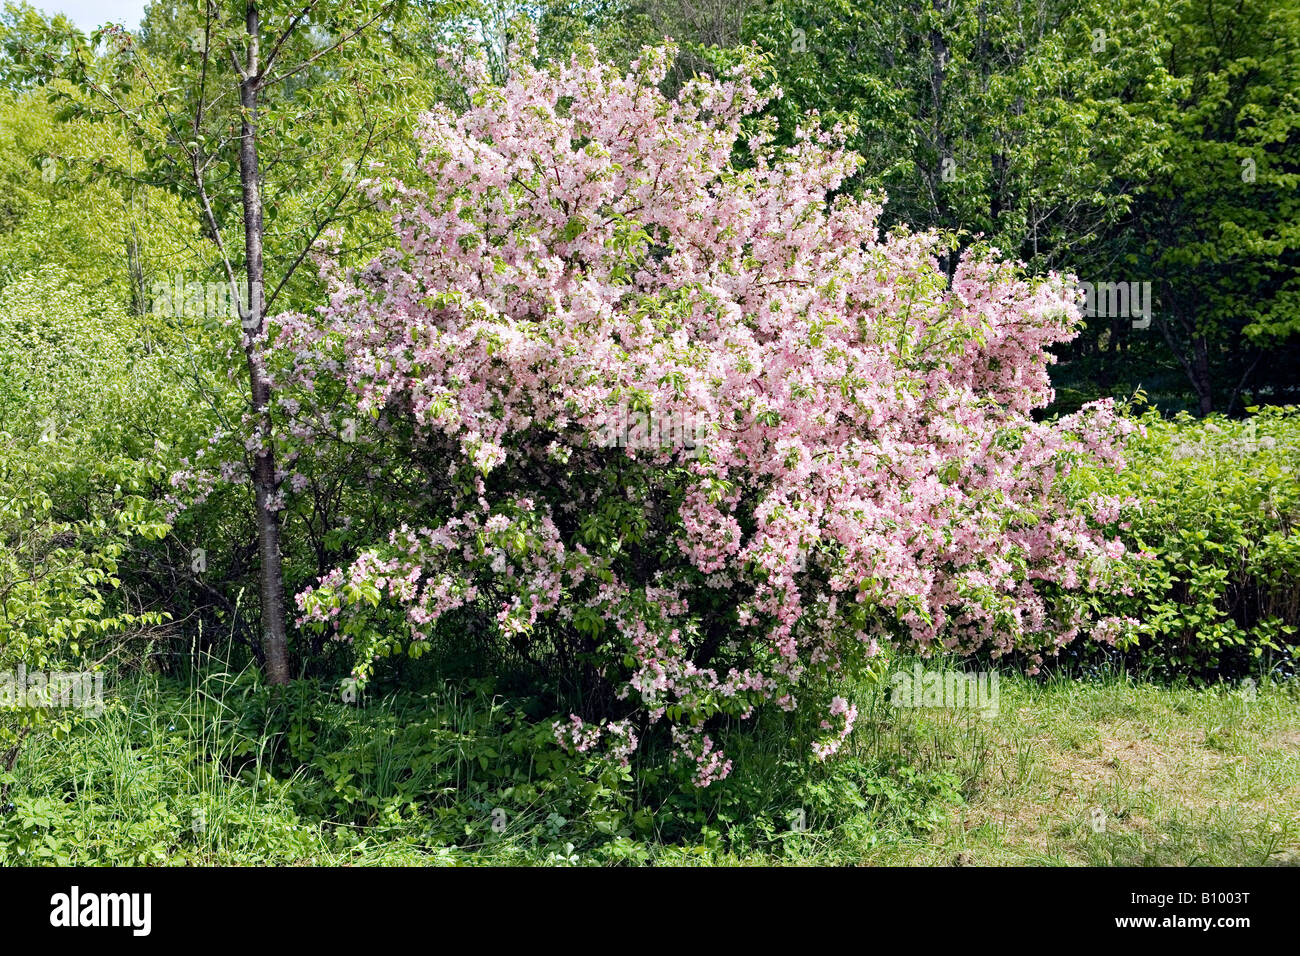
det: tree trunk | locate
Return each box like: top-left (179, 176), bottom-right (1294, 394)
top-left (1157, 288), bottom-right (1216, 418)
top-left (1192, 335), bottom-right (1214, 415)
top-left (927, 0), bottom-right (954, 280)
top-left (238, 3), bottom-right (290, 684)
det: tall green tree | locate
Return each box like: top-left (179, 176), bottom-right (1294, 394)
top-left (606, 0), bottom-right (1299, 414)
top-left (4, 0), bottom-right (439, 681)
top-left (1132, 0), bottom-right (1300, 414)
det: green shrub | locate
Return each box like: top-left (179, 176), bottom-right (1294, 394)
top-left (1068, 405), bottom-right (1300, 677)
top-left (0, 267), bottom-right (178, 771)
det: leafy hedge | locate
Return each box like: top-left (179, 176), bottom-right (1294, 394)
top-left (0, 268), bottom-right (178, 762)
top-left (1069, 405), bottom-right (1300, 676)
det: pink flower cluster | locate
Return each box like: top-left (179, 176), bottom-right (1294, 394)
top-left (554, 716), bottom-right (640, 767)
top-left (813, 695), bottom-right (859, 761)
top-left (282, 45), bottom-right (1134, 782)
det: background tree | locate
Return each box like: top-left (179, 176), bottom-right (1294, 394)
top-left (3, 0), bottom-right (448, 681)
top-left (575, 0), bottom-right (1299, 415)
top-left (1129, 0), bottom-right (1300, 414)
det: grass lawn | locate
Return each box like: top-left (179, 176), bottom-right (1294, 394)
top-left (7, 663), bottom-right (1298, 866)
top-left (848, 670), bottom-right (1300, 866)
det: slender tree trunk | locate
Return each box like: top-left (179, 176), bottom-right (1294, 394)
top-left (1158, 286), bottom-right (1216, 418)
top-left (0, 727), bottom-right (31, 803)
top-left (927, 0), bottom-right (953, 279)
top-left (1227, 348), bottom-right (1263, 416)
top-left (929, 0), bottom-right (949, 229)
top-left (977, 1), bottom-right (1004, 230)
top-left (238, 3), bottom-right (290, 684)
top-left (1192, 335), bottom-right (1214, 415)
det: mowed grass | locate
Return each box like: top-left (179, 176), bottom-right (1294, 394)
top-left (843, 666), bottom-right (1300, 866)
top-left (7, 664), bottom-right (1298, 866)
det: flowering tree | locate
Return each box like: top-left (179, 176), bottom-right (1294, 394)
top-left (279, 44), bottom-right (1134, 785)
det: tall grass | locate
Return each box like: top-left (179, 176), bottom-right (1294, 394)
top-left (4, 652), bottom-right (1297, 866)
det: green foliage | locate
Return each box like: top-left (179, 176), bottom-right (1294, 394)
top-left (0, 73), bottom-right (197, 305)
top-left (8, 651), bottom-right (1297, 865)
top-left (3, 657), bottom-right (973, 864)
top-left (1122, 0), bottom-right (1300, 413)
top-left (0, 679), bottom-right (322, 865)
top-left (1069, 405), bottom-right (1300, 676)
top-left (226, 675), bottom-right (639, 846)
top-left (0, 267), bottom-right (188, 756)
top-left (592, 0), bottom-right (1300, 414)
top-left (665, 734), bottom-right (964, 860)
top-left (0, 0), bottom-right (1295, 867)
top-left (740, 0), bottom-right (1166, 269)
